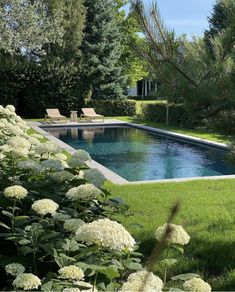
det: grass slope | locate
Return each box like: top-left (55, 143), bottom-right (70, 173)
top-left (108, 179), bottom-right (235, 290)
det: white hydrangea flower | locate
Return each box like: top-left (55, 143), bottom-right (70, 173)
top-left (6, 105), bottom-right (16, 112)
top-left (32, 199), bottom-right (59, 216)
top-left (5, 263), bottom-right (25, 276)
top-left (83, 168), bottom-right (106, 188)
top-left (14, 115), bottom-right (23, 122)
top-left (73, 281), bottom-right (98, 292)
top-left (28, 137), bottom-right (40, 146)
top-left (10, 147), bottom-right (29, 158)
top-left (183, 278), bottom-right (211, 292)
top-left (6, 124), bottom-right (24, 136)
top-left (0, 144), bottom-right (11, 153)
top-left (51, 171), bottom-right (74, 182)
top-left (120, 270), bottom-right (163, 292)
top-left (35, 141), bottom-right (60, 155)
top-left (155, 223), bottom-right (190, 245)
top-left (18, 159), bottom-right (42, 172)
top-left (68, 150), bottom-right (91, 168)
top-left (64, 219), bottom-right (85, 233)
top-left (73, 170), bottom-right (84, 180)
top-left (2, 107), bottom-right (12, 116)
top-left (76, 218), bottom-right (135, 251)
top-left (16, 121), bottom-right (30, 131)
top-left (4, 185), bottom-right (28, 200)
top-left (13, 273), bottom-right (41, 290)
top-left (7, 136), bottom-right (31, 149)
top-left (42, 159), bottom-right (65, 171)
top-left (30, 133), bottom-right (44, 140)
top-left (65, 184), bottom-right (101, 201)
top-left (58, 265), bottom-right (84, 280)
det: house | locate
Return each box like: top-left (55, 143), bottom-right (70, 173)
top-left (127, 78), bottom-right (158, 97)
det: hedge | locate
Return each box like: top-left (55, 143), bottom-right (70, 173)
top-left (85, 99), bottom-right (136, 116)
top-left (141, 102), bottom-right (191, 126)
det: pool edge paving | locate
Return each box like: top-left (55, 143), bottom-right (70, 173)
top-left (30, 120), bottom-right (235, 185)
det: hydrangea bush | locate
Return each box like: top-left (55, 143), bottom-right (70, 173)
top-left (0, 105), bottom-right (211, 291)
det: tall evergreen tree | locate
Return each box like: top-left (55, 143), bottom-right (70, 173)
top-left (204, 0), bottom-right (234, 54)
top-left (81, 0), bottom-right (126, 100)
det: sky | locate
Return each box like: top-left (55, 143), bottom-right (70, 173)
top-left (125, 0), bottom-right (216, 37)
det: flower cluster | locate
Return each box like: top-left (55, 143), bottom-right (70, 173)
top-left (51, 170), bottom-right (74, 182)
top-left (35, 141), bottom-right (60, 156)
top-left (183, 278), bottom-right (211, 292)
top-left (13, 273), bottom-right (41, 290)
top-left (66, 183), bottom-right (101, 201)
top-left (4, 185), bottom-right (28, 200)
top-left (64, 218), bottom-right (85, 233)
top-left (5, 263), bottom-right (25, 276)
top-left (83, 168), bottom-right (106, 188)
top-left (68, 150), bottom-right (91, 168)
top-left (155, 223), bottom-right (190, 245)
top-left (18, 159), bottom-right (42, 173)
top-left (120, 270), bottom-right (163, 292)
top-left (58, 265), bottom-right (84, 280)
top-left (76, 218), bottom-right (135, 251)
top-left (42, 159), bottom-right (66, 171)
top-left (32, 199), bottom-right (59, 216)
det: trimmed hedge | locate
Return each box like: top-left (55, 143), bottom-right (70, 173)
top-left (141, 102), bottom-right (190, 126)
top-left (85, 99), bottom-right (136, 116)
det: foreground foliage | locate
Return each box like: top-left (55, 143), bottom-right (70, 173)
top-left (0, 105), bottom-right (212, 291)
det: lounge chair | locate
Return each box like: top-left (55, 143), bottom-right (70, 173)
top-left (81, 108), bottom-right (104, 122)
top-left (45, 108), bottom-right (67, 123)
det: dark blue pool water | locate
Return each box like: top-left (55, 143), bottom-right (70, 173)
top-left (46, 125), bottom-right (235, 181)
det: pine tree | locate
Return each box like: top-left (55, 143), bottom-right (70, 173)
top-left (81, 0), bottom-right (126, 100)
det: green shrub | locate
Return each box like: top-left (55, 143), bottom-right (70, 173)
top-left (209, 111), bottom-right (235, 134)
top-left (85, 99), bottom-right (136, 116)
top-left (141, 103), bottom-right (192, 126)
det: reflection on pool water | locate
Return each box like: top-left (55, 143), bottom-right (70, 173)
top-left (45, 125), bottom-right (235, 181)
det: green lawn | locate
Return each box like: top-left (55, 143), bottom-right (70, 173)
top-left (115, 116), bottom-right (232, 144)
top-left (108, 179), bottom-right (235, 290)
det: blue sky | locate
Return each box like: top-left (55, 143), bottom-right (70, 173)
top-left (125, 0), bottom-right (216, 37)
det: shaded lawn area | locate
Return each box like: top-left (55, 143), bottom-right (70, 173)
top-left (108, 179), bottom-right (235, 290)
top-left (115, 116), bottom-right (232, 144)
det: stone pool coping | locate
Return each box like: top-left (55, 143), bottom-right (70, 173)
top-left (30, 120), bottom-right (235, 185)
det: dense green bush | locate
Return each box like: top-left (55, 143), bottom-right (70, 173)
top-left (85, 99), bottom-right (136, 116)
top-left (209, 111), bottom-right (235, 134)
top-left (141, 103), bottom-right (192, 126)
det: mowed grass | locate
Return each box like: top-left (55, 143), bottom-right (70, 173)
top-left (115, 116), bottom-right (232, 144)
top-left (107, 179), bottom-right (235, 290)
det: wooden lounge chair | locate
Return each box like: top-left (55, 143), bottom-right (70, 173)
top-left (81, 108), bottom-right (104, 122)
top-left (45, 108), bottom-right (67, 123)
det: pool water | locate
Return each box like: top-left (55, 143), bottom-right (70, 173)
top-left (46, 125), bottom-right (235, 181)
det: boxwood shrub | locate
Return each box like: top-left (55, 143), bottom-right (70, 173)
top-left (85, 99), bottom-right (136, 116)
top-left (141, 102), bottom-right (190, 126)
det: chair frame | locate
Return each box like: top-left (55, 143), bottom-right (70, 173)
top-left (44, 108), bottom-right (67, 123)
top-left (80, 108), bottom-right (104, 122)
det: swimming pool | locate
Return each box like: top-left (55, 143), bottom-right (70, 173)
top-left (45, 125), bottom-right (235, 182)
